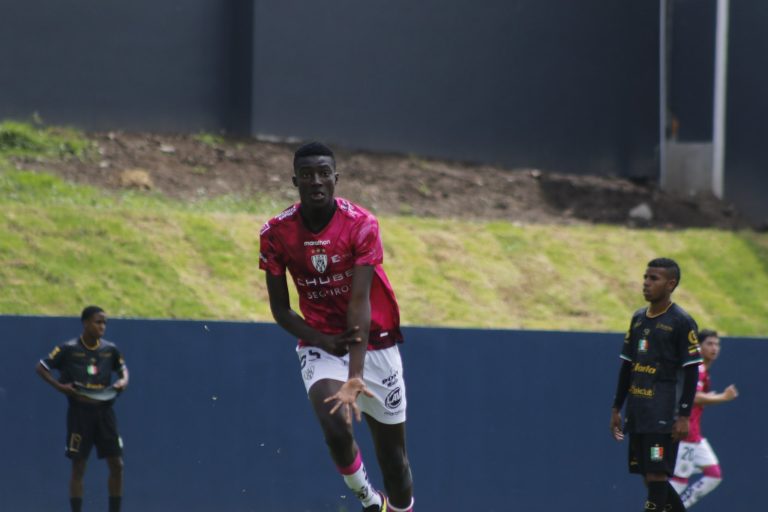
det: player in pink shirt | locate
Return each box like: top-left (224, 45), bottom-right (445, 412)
top-left (260, 142), bottom-right (414, 512)
top-left (671, 329), bottom-right (739, 507)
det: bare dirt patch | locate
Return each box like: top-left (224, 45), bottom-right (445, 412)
top-left (14, 131), bottom-right (749, 229)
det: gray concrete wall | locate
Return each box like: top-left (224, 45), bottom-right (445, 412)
top-left (0, 0), bottom-right (249, 133)
top-left (250, 0), bottom-right (660, 177)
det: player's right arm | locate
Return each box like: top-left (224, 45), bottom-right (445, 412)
top-left (610, 322), bottom-right (635, 441)
top-left (35, 351), bottom-right (77, 397)
top-left (265, 272), bottom-right (360, 356)
top-left (610, 361), bottom-right (631, 441)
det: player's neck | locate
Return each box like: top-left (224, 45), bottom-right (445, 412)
top-left (80, 335), bottom-right (100, 350)
top-left (300, 200), bottom-right (337, 233)
top-left (646, 298), bottom-right (673, 317)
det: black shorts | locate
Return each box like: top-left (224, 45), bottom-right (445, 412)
top-left (628, 433), bottom-right (679, 476)
top-left (66, 404), bottom-right (122, 460)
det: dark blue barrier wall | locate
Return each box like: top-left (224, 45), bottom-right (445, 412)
top-left (0, 316), bottom-right (764, 511)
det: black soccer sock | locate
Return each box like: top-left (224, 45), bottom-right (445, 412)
top-left (69, 497), bottom-right (83, 512)
top-left (645, 481), bottom-right (669, 511)
top-left (664, 481), bottom-right (686, 511)
top-left (109, 495), bottom-right (122, 512)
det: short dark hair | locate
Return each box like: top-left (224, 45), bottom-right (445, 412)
top-left (81, 305), bottom-right (105, 322)
top-left (647, 257), bottom-right (681, 286)
top-left (698, 328), bottom-right (718, 342)
top-left (293, 141), bottom-right (335, 167)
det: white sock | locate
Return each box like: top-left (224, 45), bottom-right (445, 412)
top-left (338, 454), bottom-right (380, 508)
top-left (682, 477), bottom-right (721, 508)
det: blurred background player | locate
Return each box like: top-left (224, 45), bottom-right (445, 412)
top-left (671, 329), bottom-right (739, 507)
top-left (610, 258), bottom-right (702, 512)
top-left (35, 306), bottom-right (129, 512)
top-left (259, 142), bottom-right (414, 512)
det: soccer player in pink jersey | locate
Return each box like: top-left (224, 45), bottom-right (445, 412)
top-left (259, 142), bottom-right (414, 512)
top-left (671, 329), bottom-right (738, 508)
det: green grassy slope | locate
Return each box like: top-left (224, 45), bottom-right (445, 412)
top-left (2, 123), bottom-right (767, 335)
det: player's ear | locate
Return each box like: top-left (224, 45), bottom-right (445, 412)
top-left (292, 175), bottom-right (298, 187)
top-left (667, 278), bottom-right (678, 292)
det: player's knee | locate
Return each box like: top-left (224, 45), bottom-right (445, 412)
top-left (71, 460), bottom-right (87, 480)
top-left (322, 426), bottom-right (354, 454)
top-left (702, 465), bottom-right (722, 479)
top-left (107, 457), bottom-right (124, 476)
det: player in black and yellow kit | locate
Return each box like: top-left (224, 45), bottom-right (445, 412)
top-left (610, 258), bottom-right (702, 512)
top-left (35, 306), bottom-right (129, 512)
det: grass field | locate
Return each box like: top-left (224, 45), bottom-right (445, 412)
top-left (2, 122), bottom-right (767, 335)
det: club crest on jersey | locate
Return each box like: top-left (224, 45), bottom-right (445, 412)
top-left (638, 338), bottom-right (649, 353)
top-left (310, 249), bottom-right (328, 273)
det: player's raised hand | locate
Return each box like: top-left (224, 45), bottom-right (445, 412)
top-left (610, 408), bottom-right (624, 441)
top-left (318, 326), bottom-right (362, 356)
top-left (723, 384), bottom-right (739, 400)
top-left (324, 377), bottom-right (374, 424)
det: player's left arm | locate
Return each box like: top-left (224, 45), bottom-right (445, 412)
top-left (112, 350), bottom-right (129, 391)
top-left (673, 319), bottom-right (702, 440)
top-left (324, 264), bottom-right (375, 423)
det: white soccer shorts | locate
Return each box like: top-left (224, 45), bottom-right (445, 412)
top-left (296, 344), bottom-right (407, 425)
top-left (674, 438), bottom-right (720, 478)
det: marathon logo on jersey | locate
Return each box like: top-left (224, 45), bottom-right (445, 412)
top-left (304, 240), bottom-right (331, 246)
top-left (310, 248), bottom-right (328, 273)
top-left (650, 444), bottom-right (664, 462)
top-left (385, 387), bottom-right (402, 410)
top-left (655, 322), bottom-right (673, 332)
top-left (638, 338), bottom-right (649, 353)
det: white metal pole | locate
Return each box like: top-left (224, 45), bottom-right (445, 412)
top-left (659, 0), bottom-right (668, 188)
top-left (712, 0), bottom-right (730, 198)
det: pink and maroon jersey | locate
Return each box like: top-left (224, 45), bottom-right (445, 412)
top-left (259, 198), bottom-right (402, 350)
top-left (685, 364), bottom-right (710, 442)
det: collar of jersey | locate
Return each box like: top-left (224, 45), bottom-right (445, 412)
top-left (79, 336), bottom-right (101, 351)
top-left (645, 302), bottom-right (674, 319)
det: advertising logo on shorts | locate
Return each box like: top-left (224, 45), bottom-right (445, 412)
top-left (385, 387), bottom-right (402, 410)
top-left (310, 249), bottom-right (328, 273)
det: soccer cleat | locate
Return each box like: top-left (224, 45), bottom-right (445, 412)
top-left (362, 491), bottom-right (387, 512)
